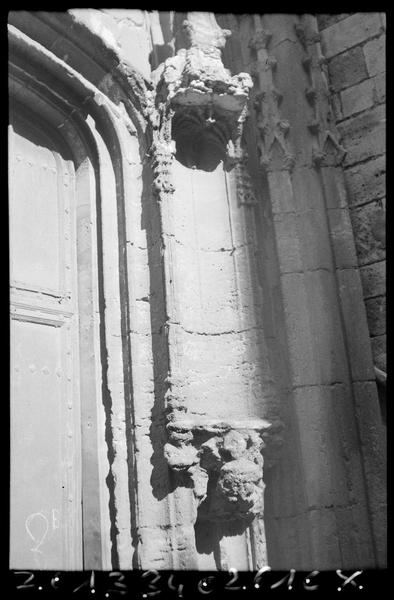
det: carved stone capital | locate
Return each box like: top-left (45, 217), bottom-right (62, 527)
top-left (165, 416), bottom-right (284, 522)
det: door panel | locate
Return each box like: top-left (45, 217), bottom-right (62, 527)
top-left (9, 114), bottom-right (83, 570)
top-left (11, 320), bottom-right (67, 569)
top-left (9, 129), bottom-right (61, 292)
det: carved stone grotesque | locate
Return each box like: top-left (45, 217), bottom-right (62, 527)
top-left (164, 409), bottom-right (283, 523)
top-left (197, 429), bottom-right (265, 521)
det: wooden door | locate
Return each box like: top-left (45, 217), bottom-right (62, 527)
top-left (9, 112), bottom-right (83, 569)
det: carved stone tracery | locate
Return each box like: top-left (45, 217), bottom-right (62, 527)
top-left (250, 19), bottom-right (295, 173)
top-left (295, 15), bottom-right (347, 167)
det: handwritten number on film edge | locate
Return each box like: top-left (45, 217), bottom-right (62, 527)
top-left (270, 569), bottom-right (296, 591)
top-left (253, 566), bottom-right (271, 589)
top-left (104, 572), bottom-right (128, 597)
top-left (141, 569), bottom-right (162, 597)
top-left (11, 568), bottom-right (370, 594)
top-left (336, 570), bottom-right (364, 591)
top-left (15, 571), bottom-right (35, 591)
top-left (225, 568), bottom-right (241, 591)
top-left (197, 576), bottom-right (216, 594)
top-left (168, 573), bottom-right (184, 598)
top-left (50, 572), bottom-right (62, 590)
top-left (72, 570), bottom-right (95, 594)
top-left (303, 570), bottom-right (320, 591)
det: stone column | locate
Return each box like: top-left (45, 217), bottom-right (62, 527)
top-left (149, 11), bottom-right (283, 569)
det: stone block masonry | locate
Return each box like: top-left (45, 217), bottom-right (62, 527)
top-left (319, 13), bottom-right (386, 371)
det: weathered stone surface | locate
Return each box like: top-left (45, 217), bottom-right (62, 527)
top-left (352, 381), bottom-right (386, 566)
top-left (320, 9), bottom-right (386, 378)
top-left (318, 12), bottom-right (386, 372)
top-left (288, 167), bottom-right (327, 212)
top-left (359, 261), bottom-right (386, 298)
top-left (365, 295), bottom-right (386, 336)
top-left (327, 46), bottom-right (368, 92)
top-left (272, 212), bottom-right (303, 273)
top-left (336, 269), bottom-right (375, 381)
top-left (308, 507), bottom-right (372, 570)
top-left (268, 171), bottom-right (296, 214)
top-left (373, 72), bottom-right (386, 103)
top-left (71, 8), bottom-right (153, 80)
top-left (341, 78), bottom-right (375, 117)
top-left (321, 13), bottom-right (384, 58)
top-left (371, 334), bottom-right (386, 371)
top-left (331, 91), bottom-right (343, 120)
top-left (320, 167), bottom-right (348, 209)
top-left (344, 155), bottom-right (385, 206)
top-left (333, 505), bottom-right (376, 568)
top-left (293, 385), bottom-right (353, 507)
top-left (363, 34), bottom-right (386, 76)
top-left (273, 205), bottom-right (339, 273)
top-left (338, 105), bottom-right (385, 166)
top-left (350, 201), bottom-right (386, 265)
top-left (264, 512), bottom-right (312, 570)
top-left (296, 209), bottom-right (334, 271)
top-left (317, 14), bottom-right (353, 30)
top-left (280, 269), bottom-right (349, 387)
top-left (327, 207), bottom-right (358, 268)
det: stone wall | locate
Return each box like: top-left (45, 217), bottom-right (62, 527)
top-left (318, 13), bottom-right (386, 372)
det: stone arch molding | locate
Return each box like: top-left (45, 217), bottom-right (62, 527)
top-left (8, 11), bottom-right (154, 141)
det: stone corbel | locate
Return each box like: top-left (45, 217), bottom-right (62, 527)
top-left (152, 12), bottom-right (253, 173)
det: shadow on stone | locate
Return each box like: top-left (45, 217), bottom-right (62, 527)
top-left (139, 159), bottom-right (175, 502)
